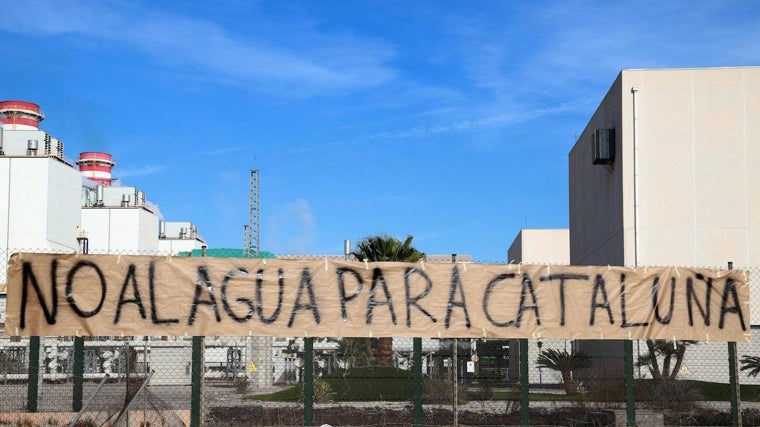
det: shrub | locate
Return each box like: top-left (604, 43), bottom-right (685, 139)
top-left (323, 367), bottom-right (414, 401)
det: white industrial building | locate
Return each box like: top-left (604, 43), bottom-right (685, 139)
top-left (0, 100), bottom-right (206, 386)
top-left (557, 66), bottom-right (759, 385)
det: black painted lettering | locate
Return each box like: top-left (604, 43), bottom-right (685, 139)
top-left (719, 278), bottom-right (746, 330)
top-left (66, 261), bottom-right (106, 318)
top-left (337, 268), bottom-right (363, 322)
top-left (367, 267), bottom-right (397, 325)
top-left (114, 264), bottom-right (146, 324)
top-left (539, 274), bottom-right (588, 326)
top-left (686, 274), bottom-right (711, 326)
top-left (652, 277), bottom-right (675, 324)
top-left (404, 267), bottom-right (436, 327)
top-left (590, 274), bottom-right (614, 326)
top-left (445, 266), bottom-right (469, 329)
top-left (516, 273), bottom-right (540, 327)
top-left (188, 266), bottom-right (221, 326)
top-left (620, 273), bottom-right (649, 328)
top-left (20, 261), bottom-right (58, 328)
top-left (149, 262), bottom-right (179, 324)
top-left (287, 268), bottom-right (321, 327)
top-left (483, 273), bottom-right (517, 327)
top-left (221, 268), bottom-right (253, 323)
top-left (256, 268), bottom-right (284, 324)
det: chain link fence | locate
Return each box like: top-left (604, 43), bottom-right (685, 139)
top-left (0, 248), bottom-right (758, 425)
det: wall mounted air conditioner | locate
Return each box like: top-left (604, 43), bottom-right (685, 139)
top-left (592, 128), bottom-right (615, 165)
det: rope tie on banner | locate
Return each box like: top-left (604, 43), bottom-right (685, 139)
top-left (369, 330), bottom-right (372, 338)
top-left (248, 330), bottom-right (253, 337)
top-left (75, 329), bottom-right (81, 337)
top-left (608, 265), bottom-right (611, 271)
top-left (420, 260), bottom-right (425, 271)
top-left (547, 265), bottom-right (551, 276)
top-left (673, 336), bottom-right (677, 349)
top-left (364, 259), bottom-right (369, 270)
top-left (262, 259), bottom-right (267, 265)
top-left (517, 263), bottom-right (521, 275)
top-left (482, 328), bottom-right (487, 338)
top-left (116, 254), bottom-right (121, 264)
top-left (628, 331), bottom-right (632, 340)
top-left (167, 254), bottom-right (172, 262)
top-left (674, 266), bottom-right (680, 278)
top-left (461, 261), bottom-right (468, 272)
top-left (14, 327), bottom-right (19, 336)
top-left (324, 257), bottom-right (329, 271)
top-left (705, 332), bottom-right (710, 342)
top-left (304, 331), bottom-right (310, 338)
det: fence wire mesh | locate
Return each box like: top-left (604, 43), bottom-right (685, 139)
top-left (0, 248), bottom-right (758, 425)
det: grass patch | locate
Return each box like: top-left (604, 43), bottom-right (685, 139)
top-left (324, 367), bottom-right (414, 401)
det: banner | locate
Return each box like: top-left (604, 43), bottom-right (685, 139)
top-left (3, 253), bottom-right (751, 341)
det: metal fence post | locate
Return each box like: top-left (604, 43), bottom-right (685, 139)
top-left (624, 340), bottom-right (635, 427)
top-left (190, 336), bottom-right (203, 427)
top-left (72, 336), bottom-right (84, 411)
top-left (728, 261), bottom-right (742, 426)
top-left (304, 337), bottom-right (314, 426)
top-left (27, 336), bottom-right (40, 412)
top-left (519, 338), bottom-right (529, 426)
top-left (413, 337), bottom-right (423, 427)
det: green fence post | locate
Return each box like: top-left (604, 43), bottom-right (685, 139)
top-left (413, 337), bottom-right (423, 427)
top-left (190, 336), bottom-right (203, 427)
top-left (72, 336), bottom-right (85, 411)
top-left (519, 338), bottom-right (529, 426)
top-left (27, 336), bottom-right (40, 412)
top-left (304, 337), bottom-right (314, 426)
top-left (727, 262), bottom-right (742, 426)
top-left (729, 341), bottom-right (741, 426)
top-left (624, 340), bottom-right (635, 427)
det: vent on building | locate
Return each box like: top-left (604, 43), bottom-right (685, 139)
top-left (27, 139), bottom-right (39, 156)
top-left (592, 128), bottom-right (615, 165)
top-left (121, 194), bottom-right (131, 207)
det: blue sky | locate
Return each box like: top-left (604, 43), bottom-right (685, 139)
top-left (2, 1), bottom-right (758, 262)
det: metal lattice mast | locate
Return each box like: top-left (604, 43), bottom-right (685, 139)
top-left (243, 169), bottom-right (260, 258)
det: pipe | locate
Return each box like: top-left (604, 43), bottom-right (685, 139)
top-left (631, 87), bottom-right (640, 268)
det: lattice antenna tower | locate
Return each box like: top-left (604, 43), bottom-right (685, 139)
top-left (243, 169), bottom-right (260, 258)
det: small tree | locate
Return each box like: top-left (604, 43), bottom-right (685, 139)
top-left (536, 348), bottom-right (592, 394)
top-left (349, 234), bottom-right (425, 367)
top-left (636, 339), bottom-right (696, 380)
top-left (741, 355), bottom-right (760, 377)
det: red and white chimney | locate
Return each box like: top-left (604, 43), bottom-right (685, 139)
top-left (0, 100), bottom-right (45, 130)
top-left (77, 152), bottom-right (116, 186)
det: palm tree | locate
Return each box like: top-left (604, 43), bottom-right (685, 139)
top-left (636, 340), bottom-right (696, 380)
top-left (350, 234), bottom-right (425, 367)
top-left (741, 355), bottom-right (760, 377)
top-left (536, 348), bottom-right (592, 394)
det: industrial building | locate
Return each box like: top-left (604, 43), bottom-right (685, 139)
top-left (510, 66), bottom-right (760, 385)
top-left (0, 100), bottom-right (207, 385)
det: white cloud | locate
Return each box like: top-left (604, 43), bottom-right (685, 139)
top-left (116, 165), bottom-right (165, 178)
top-left (0, 1), bottom-right (397, 94)
top-left (266, 199), bottom-right (316, 254)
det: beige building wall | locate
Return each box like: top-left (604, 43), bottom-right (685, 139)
top-left (570, 67), bottom-right (759, 269)
top-left (569, 67), bottom-right (760, 382)
top-left (508, 228), bottom-right (569, 265)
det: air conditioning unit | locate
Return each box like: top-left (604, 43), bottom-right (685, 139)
top-left (592, 128), bottom-right (615, 165)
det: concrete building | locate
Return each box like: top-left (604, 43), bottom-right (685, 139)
top-left (568, 67), bottom-right (760, 382)
top-left (0, 100), bottom-right (206, 386)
